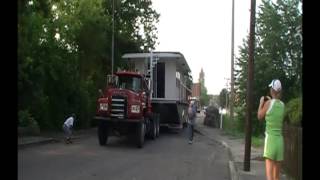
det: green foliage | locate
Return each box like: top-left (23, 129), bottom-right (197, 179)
top-left (199, 71), bottom-right (209, 106)
top-left (200, 88), bottom-right (209, 106)
top-left (18, 110), bottom-right (39, 128)
top-left (18, 0), bottom-right (159, 130)
top-left (222, 114), bottom-right (244, 138)
top-left (285, 97), bottom-right (302, 126)
top-left (251, 136), bottom-right (264, 148)
top-left (219, 88), bottom-right (228, 108)
top-left (234, 0), bottom-right (302, 135)
top-left (234, 106), bottom-right (245, 131)
top-left (19, 110), bottom-right (33, 127)
top-left (222, 112), bottom-right (264, 147)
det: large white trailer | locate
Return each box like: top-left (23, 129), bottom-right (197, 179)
top-left (122, 51), bottom-right (192, 130)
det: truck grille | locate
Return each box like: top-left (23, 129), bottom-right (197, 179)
top-left (111, 95), bottom-right (127, 119)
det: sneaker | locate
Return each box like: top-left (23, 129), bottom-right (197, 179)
top-left (65, 138), bottom-right (72, 144)
top-left (188, 140), bottom-right (193, 144)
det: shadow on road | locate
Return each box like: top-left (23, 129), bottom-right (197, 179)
top-left (98, 126), bottom-right (188, 149)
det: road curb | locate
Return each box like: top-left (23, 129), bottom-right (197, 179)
top-left (229, 160), bottom-right (239, 180)
top-left (18, 138), bottom-right (59, 149)
top-left (18, 128), bottom-right (97, 149)
top-left (221, 140), bottom-right (239, 180)
top-left (18, 135), bottom-right (92, 149)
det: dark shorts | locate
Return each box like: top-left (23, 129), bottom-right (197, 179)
top-left (63, 124), bottom-right (72, 137)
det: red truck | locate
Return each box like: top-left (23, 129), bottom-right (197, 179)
top-left (94, 71), bottom-right (160, 148)
top-left (94, 51), bottom-right (192, 148)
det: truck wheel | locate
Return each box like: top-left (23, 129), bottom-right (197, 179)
top-left (150, 119), bottom-right (156, 140)
top-left (98, 121), bottom-right (108, 146)
top-left (136, 121), bottom-right (145, 148)
top-left (156, 115), bottom-right (160, 137)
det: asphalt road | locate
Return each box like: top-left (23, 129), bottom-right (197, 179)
top-left (18, 115), bottom-right (230, 180)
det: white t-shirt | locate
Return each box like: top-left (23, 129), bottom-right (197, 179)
top-left (64, 117), bottom-right (74, 127)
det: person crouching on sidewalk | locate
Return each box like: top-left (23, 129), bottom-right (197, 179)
top-left (63, 113), bottom-right (76, 144)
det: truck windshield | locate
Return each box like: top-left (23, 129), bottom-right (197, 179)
top-left (117, 76), bottom-right (142, 92)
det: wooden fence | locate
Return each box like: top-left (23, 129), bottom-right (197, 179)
top-left (283, 123), bottom-right (302, 180)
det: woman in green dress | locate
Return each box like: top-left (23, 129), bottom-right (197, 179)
top-left (257, 79), bottom-right (285, 180)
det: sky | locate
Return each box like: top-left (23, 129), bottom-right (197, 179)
top-left (152, 0), bottom-right (262, 95)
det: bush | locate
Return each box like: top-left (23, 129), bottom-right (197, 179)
top-left (234, 106), bottom-right (245, 132)
top-left (19, 110), bottom-right (34, 127)
top-left (285, 97), bottom-right (302, 126)
top-left (233, 105), bottom-right (265, 136)
top-left (18, 110), bottom-right (40, 135)
top-left (252, 135), bottom-right (264, 148)
top-left (222, 114), bottom-right (244, 138)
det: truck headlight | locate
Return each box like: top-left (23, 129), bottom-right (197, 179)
top-left (99, 103), bottom-right (108, 111)
top-left (131, 105), bottom-right (140, 113)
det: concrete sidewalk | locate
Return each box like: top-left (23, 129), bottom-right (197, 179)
top-left (194, 113), bottom-right (288, 180)
top-left (18, 128), bottom-right (97, 149)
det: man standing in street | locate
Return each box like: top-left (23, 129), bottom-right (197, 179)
top-left (188, 101), bottom-right (197, 144)
top-left (63, 113), bottom-right (76, 144)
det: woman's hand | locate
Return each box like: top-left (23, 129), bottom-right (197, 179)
top-left (259, 96), bottom-right (265, 106)
top-left (260, 96), bottom-right (271, 106)
top-left (257, 96), bottom-right (270, 120)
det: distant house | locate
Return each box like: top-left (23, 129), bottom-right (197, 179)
top-left (192, 83), bottom-right (201, 99)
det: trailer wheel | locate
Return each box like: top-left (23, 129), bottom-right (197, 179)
top-left (136, 121), bottom-right (145, 148)
top-left (98, 121), bottom-right (108, 146)
top-left (156, 114), bottom-right (160, 137)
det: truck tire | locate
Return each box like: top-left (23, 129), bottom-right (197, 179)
top-left (98, 121), bottom-right (108, 146)
top-left (156, 115), bottom-right (160, 137)
top-left (136, 121), bottom-right (145, 148)
top-left (150, 119), bottom-right (156, 140)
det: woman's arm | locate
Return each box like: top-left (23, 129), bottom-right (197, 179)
top-left (257, 96), bottom-right (271, 121)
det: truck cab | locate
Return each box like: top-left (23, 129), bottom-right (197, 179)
top-left (96, 72), bottom-right (150, 119)
top-left (95, 71), bottom-right (159, 148)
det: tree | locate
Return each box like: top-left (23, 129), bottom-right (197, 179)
top-left (234, 0), bottom-right (302, 135)
top-left (200, 85), bottom-right (209, 106)
top-left (18, 0), bottom-right (160, 130)
top-left (219, 88), bottom-right (228, 109)
top-left (199, 70), bottom-right (209, 106)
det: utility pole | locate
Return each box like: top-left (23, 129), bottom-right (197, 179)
top-left (230, 0), bottom-right (235, 122)
top-left (244, 0), bottom-right (256, 171)
top-left (111, 0), bottom-right (115, 75)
